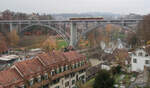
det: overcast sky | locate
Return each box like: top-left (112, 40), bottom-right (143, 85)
top-left (0, 0), bottom-right (149, 15)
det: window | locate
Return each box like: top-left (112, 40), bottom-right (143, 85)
top-left (145, 60), bottom-right (150, 64)
top-left (44, 73), bottom-right (48, 80)
top-left (51, 69), bottom-right (55, 76)
top-left (78, 62), bottom-right (80, 67)
top-left (138, 52), bottom-right (143, 56)
top-left (66, 65), bottom-right (69, 70)
top-left (133, 58), bottom-right (137, 63)
top-left (65, 74), bottom-right (70, 79)
top-left (61, 66), bottom-right (64, 72)
top-left (72, 80), bottom-right (75, 85)
top-left (79, 75), bottom-right (85, 81)
top-left (56, 68), bottom-right (60, 74)
top-left (146, 54), bottom-right (148, 57)
top-left (55, 86), bottom-right (60, 88)
top-left (72, 64), bottom-right (75, 69)
top-left (86, 58), bottom-right (89, 63)
top-left (79, 69), bottom-right (84, 74)
top-left (20, 85), bottom-right (25, 88)
top-left (63, 66), bottom-right (66, 71)
top-left (52, 78), bottom-right (60, 84)
top-left (29, 78), bottom-right (34, 86)
top-left (76, 63), bottom-right (78, 68)
top-left (54, 69), bottom-right (57, 74)
top-left (65, 81), bottom-right (69, 87)
top-left (59, 67), bottom-right (62, 73)
top-left (81, 61), bottom-right (84, 66)
top-left (71, 73), bottom-right (75, 77)
top-left (72, 86), bottom-right (77, 88)
top-left (37, 75), bottom-right (41, 82)
top-left (80, 61), bottom-right (82, 66)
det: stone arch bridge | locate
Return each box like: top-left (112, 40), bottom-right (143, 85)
top-left (0, 19), bottom-right (142, 47)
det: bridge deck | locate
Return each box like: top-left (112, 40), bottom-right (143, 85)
top-left (0, 19), bottom-right (143, 24)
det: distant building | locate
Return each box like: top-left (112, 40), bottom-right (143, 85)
top-left (0, 55), bottom-right (19, 70)
top-left (0, 51), bottom-right (89, 88)
top-left (100, 39), bottom-right (126, 54)
top-left (28, 13), bottom-right (39, 20)
top-left (131, 46), bottom-right (150, 72)
top-left (2, 10), bottom-right (13, 20)
top-left (0, 55), bottom-right (19, 64)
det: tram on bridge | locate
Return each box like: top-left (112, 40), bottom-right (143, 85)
top-left (69, 17), bottom-right (104, 21)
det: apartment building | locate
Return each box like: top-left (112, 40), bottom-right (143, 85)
top-left (0, 51), bottom-right (89, 88)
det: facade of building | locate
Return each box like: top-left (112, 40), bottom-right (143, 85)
top-left (0, 51), bottom-right (89, 88)
top-left (131, 48), bottom-right (150, 72)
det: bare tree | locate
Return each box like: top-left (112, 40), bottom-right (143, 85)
top-left (137, 14), bottom-right (150, 45)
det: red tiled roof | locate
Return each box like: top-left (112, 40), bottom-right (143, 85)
top-left (0, 51), bottom-right (86, 87)
top-left (0, 68), bottom-right (23, 87)
top-left (38, 53), bottom-right (56, 66)
top-left (14, 58), bottom-right (45, 78)
top-left (51, 51), bottom-right (67, 63)
top-left (38, 51), bottom-right (68, 67)
top-left (113, 49), bottom-right (129, 59)
top-left (64, 51), bottom-right (85, 63)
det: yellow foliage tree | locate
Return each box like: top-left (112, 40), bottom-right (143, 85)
top-left (42, 36), bottom-right (58, 52)
top-left (8, 30), bottom-right (19, 47)
top-left (147, 40), bottom-right (150, 45)
top-left (104, 24), bottom-right (113, 45)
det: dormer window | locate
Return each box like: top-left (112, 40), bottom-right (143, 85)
top-left (78, 62), bottom-right (80, 67)
top-left (61, 66), bottom-right (64, 72)
top-left (29, 78), bottom-right (34, 86)
top-left (59, 67), bottom-right (62, 73)
top-left (72, 64), bottom-right (75, 69)
top-left (64, 66), bottom-right (66, 71)
top-left (37, 75), bottom-right (41, 82)
top-left (81, 60), bottom-right (85, 66)
top-left (76, 63), bottom-right (78, 68)
top-left (51, 69), bottom-right (55, 76)
top-left (56, 68), bottom-right (60, 74)
top-left (20, 85), bottom-right (25, 88)
top-left (80, 61), bottom-right (82, 66)
top-left (66, 65), bottom-right (69, 70)
top-left (44, 73), bottom-right (48, 80)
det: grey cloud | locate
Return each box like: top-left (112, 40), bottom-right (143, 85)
top-left (0, 0), bottom-right (149, 15)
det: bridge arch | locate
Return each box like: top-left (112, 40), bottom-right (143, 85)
top-left (20, 24), bottom-right (70, 45)
top-left (75, 23), bottom-right (135, 46)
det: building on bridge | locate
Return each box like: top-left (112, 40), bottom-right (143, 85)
top-left (0, 51), bottom-right (89, 88)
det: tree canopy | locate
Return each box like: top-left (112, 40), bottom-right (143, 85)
top-left (8, 30), bottom-right (20, 47)
top-left (41, 36), bottom-right (58, 52)
top-left (93, 70), bottom-right (115, 88)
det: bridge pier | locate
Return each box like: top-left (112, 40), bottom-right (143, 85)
top-left (70, 22), bottom-right (77, 47)
top-left (10, 23), bottom-right (13, 32)
top-left (9, 23), bottom-right (19, 32)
